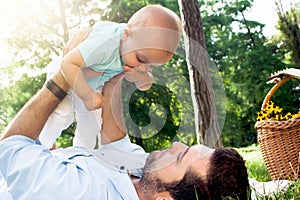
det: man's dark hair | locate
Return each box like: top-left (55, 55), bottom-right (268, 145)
top-left (165, 170), bottom-right (210, 200)
top-left (206, 148), bottom-right (250, 200)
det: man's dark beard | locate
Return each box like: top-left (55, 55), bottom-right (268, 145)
top-left (139, 171), bottom-right (168, 194)
top-left (139, 169), bottom-right (210, 200)
top-left (142, 151), bottom-right (157, 173)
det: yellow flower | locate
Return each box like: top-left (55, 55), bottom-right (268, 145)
top-left (284, 112), bottom-right (292, 120)
top-left (257, 101), bottom-right (300, 121)
top-left (274, 106), bottom-right (282, 114)
top-left (266, 101), bottom-right (274, 107)
top-left (276, 115), bottom-right (280, 121)
top-left (292, 114), bottom-right (299, 119)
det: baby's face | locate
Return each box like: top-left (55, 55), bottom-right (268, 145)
top-left (120, 28), bottom-right (174, 72)
top-left (121, 48), bottom-right (172, 72)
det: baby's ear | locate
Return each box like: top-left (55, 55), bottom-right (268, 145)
top-left (121, 27), bottom-right (130, 41)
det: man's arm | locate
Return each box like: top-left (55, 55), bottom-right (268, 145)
top-left (0, 71), bottom-right (69, 141)
top-left (101, 73), bottom-right (127, 144)
top-left (0, 27), bottom-right (94, 141)
top-left (0, 25), bottom-right (128, 143)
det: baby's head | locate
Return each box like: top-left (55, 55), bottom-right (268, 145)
top-left (121, 5), bottom-right (182, 72)
top-left (127, 4), bottom-right (182, 35)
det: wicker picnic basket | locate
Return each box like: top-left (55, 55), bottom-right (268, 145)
top-left (255, 72), bottom-right (300, 181)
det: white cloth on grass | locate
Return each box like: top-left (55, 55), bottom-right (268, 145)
top-left (249, 178), bottom-right (291, 200)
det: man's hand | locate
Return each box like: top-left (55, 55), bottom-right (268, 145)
top-left (83, 92), bottom-right (104, 111)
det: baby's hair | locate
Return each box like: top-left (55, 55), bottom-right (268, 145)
top-left (128, 5), bottom-right (182, 34)
top-left (127, 5), bottom-right (182, 54)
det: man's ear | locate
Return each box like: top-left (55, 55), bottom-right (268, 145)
top-left (154, 191), bottom-right (173, 200)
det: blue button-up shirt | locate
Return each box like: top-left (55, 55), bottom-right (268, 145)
top-left (0, 135), bottom-right (149, 199)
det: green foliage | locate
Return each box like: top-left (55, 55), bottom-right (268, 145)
top-left (276, 2), bottom-right (300, 68)
top-left (201, 0), bottom-right (298, 147)
top-left (0, 73), bottom-right (46, 133)
top-left (102, 0), bottom-right (148, 22)
top-left (1, 0), bottom-right (299, 149)
top-left (0, 0), bottom-right (102, 141)
top-left (56, 124), bottom-right (76, 148)
top-left (103, 0), bottom-right (180, 23)
top-left (123, 54), bottom-right (197, 152)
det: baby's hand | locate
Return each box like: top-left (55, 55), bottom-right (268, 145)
top-left (125, 70), bottom-right (153, 91)
top-left (135, 71), bottom-right (153, 91)
top-left (83, 92), bottom-right (104, 110)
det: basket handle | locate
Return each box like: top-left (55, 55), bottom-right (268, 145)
top-left (261, 76), bottom-right (292, 110)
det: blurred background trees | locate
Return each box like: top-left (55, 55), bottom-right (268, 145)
top-left (0, 0), bottom-right (299, 151)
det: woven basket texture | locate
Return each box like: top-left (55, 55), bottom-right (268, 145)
top-left (255, 116), bottom-right (300, 180)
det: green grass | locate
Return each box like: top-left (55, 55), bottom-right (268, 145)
top-left (237, 145), bottom-right (300, 199)
top-left (237, 145), bottom-right (271, 182)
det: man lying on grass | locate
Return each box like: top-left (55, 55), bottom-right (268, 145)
top-left (0, 27), bottom-right (249, 200)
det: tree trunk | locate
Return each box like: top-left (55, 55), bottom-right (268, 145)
top-left (178, 0), bottom-right (223, 148)
top-left (58, 0), bottom-right (69, 43)
top-left (275, 0), bottom-right (300, 68)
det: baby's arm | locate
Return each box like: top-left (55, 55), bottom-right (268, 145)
top-left (61, 49), bottom-right (104, 110)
